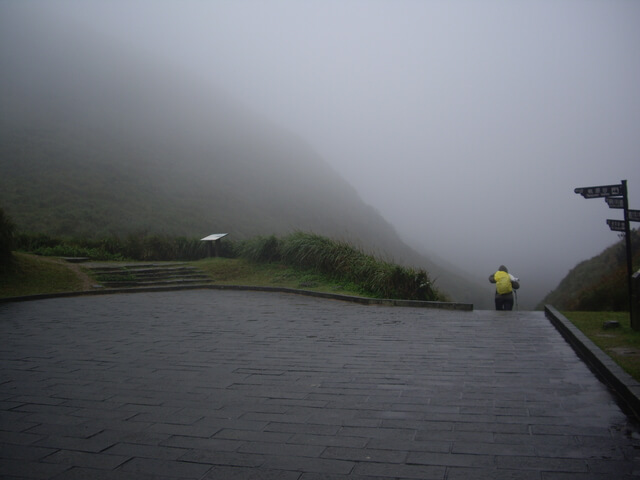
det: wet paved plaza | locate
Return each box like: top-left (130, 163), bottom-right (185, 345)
top-left (1, 290), bottom-right (639, 479)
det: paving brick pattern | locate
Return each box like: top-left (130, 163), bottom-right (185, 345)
top-left (1, 290), bottom-right (639, 479)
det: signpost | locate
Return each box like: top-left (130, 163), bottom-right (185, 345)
top-left (200, 233), bottom-right (228, 258)
top-left (607, 219), bottom-right (626, 232)
top-left (575, 180), bottom-right (637, 330)
top-left (574, 183), bottom-right (623, 198)
top-left (606, 197), bottom-right (625, 209)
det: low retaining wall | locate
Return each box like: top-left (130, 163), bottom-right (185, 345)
top-left (545, 305), bottom-right (640, 420)
top-left (0, 284), bottom-right (474, 311)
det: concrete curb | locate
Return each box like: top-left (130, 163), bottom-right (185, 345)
top-left (545, 304), bottom-right (640, 420)
top-left (0, 284), bottom-right (473, 311)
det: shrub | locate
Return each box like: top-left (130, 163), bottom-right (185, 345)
top-left (31, 244), bottom-right (125, 261)
top-left (16, 231), bottom-right (217, 262)
top-left (237, 235), bottom-right (281, 263)
top-left (0, 208), bottom-right (16, 271)
top-left (15, 232), bottom-right (60, 252)
top-left (241, 231), bottom-right (440, 301)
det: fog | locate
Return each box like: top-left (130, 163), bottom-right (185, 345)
top-left (3, 1), bottom-right (640, 308)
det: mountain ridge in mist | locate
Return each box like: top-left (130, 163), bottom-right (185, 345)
top-left (0, 16), bottom-right (490, 307)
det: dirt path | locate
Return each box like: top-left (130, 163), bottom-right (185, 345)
top-left (56, 259), bottom-right (95, 291)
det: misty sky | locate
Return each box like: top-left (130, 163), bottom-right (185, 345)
top-left (3, 0), bottom-right (640, 307)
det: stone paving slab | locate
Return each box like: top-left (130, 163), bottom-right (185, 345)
top-left (1, 290), bottom-right (639, 479)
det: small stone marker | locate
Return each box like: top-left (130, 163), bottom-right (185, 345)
top-left (602, 321), bottom-right (621, 330)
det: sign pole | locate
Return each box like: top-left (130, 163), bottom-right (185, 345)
top-left (575, 180), bottom-right (637, 330)
top-left (621, 180), bottom-right (636, 329)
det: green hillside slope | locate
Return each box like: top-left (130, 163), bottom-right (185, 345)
top-left (537, 230), bottom-right (640, 311)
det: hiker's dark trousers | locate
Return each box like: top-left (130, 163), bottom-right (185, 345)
top-left (495, 293), bottom-right (514, 311)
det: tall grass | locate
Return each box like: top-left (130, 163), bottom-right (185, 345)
top-left (15, 232), bottom-right (232, 261)
top-left (238, 232), bottom-right (441, 301)
top-left (119, 233), bottom-right (211, 261)
top-left (237, 235), bottom-right (281, 263)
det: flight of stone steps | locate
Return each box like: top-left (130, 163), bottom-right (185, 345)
top-left (85, 262), bottom-right (211, 289)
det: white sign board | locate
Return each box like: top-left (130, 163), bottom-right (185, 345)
top-left (201, 233), bottom-right (228, 242)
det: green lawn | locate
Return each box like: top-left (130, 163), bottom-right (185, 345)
top-left (562, 311), bottom-right (640, 382)
top-left (0, 253), bottom-right (84, 297)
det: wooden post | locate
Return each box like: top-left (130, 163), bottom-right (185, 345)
top-left (621, 181), bottom-right (636, 329)
top-left (632, 271), bottom-right (640, 331)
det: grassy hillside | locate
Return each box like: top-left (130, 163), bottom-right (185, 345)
top-left (0, 19), bottom-right (393, 246)
top-left (1, 126), bottom-right (490, 303)
top-left (0, 115), bottom-right (390, 243)
top-left (0, 18), bottom-right (490, 306)
top-left (538, 229), bottom-right (640, 311)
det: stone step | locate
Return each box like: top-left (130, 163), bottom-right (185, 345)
top-left (93, 268), bottom-right (205, 279)
top-left (89, 265), bottom-right (193, 274)
top-left (85, 262), bottom-right (211, 289)
top-left (98, 274), bottom-right (209, 283)
top-left (100, 278), bottom-right (210, 288)
top-left (87, 262), bottom-right (183, 269)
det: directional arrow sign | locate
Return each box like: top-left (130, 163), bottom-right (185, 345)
top-left (629, 209), bottom-right (640, 222)
top-left (607, 219), bottom-right (626, 232)
top-left (575, 184), bottom-right (623, 198)
top-left (606, 197), bottom-right (625, 209)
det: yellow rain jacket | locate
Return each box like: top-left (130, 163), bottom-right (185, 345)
top-left (494, 270), bottom-right (513, 295)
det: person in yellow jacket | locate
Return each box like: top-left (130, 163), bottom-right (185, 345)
top-left (489, 265), bottom-right (520, 311)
